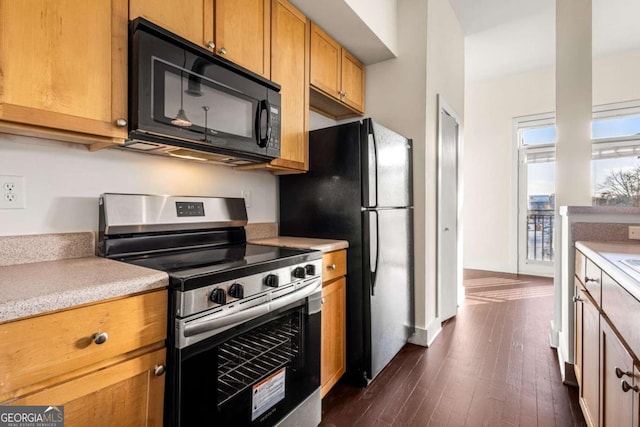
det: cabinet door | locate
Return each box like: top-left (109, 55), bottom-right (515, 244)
top-left (340, 49), bottom-right (365, 113)
top-left (215, 0), bottom-right (271, 77)
top-left (601, 320), bottom-right (634, 427)
top-left (129, 0), bottom-right (214, 50)
top-left (0, 0), bottom-right (128, 141)
top-left (321, 276), bottom-right (346, 398)
top-left (6, 349), bottom-right (166, 427)
top-left (269, 0), bottom-right (309, 171)
top-left (575, 280), bottom-right (584, 387)
top-left (581, 287), bottom-right (600, 427)
top-left (310, 22), bottom-right (341, 99)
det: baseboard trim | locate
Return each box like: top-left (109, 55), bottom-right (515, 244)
top-left (409, 317), bottom-right (442, 347)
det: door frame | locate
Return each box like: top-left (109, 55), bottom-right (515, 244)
top-left (436, 94), bottom-right (464, 320)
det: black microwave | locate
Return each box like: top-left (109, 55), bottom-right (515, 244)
top-left (126, 18), bottom-right (281, 165)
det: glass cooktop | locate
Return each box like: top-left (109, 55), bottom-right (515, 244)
top-left (120, 243), bottom-right (320, 291)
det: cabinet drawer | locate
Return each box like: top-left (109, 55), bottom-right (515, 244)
top-left (322, 250), bottom-right (347, 282)
top-left (584, 259), bottom-right (602, 307)
top-left (0, 290), bottom-right (167, 399)
top-left (602, 273), bottom-right (640, 360)
top-left (575, 250), bottom-right (586, 285)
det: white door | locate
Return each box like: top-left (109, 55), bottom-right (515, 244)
top-left (437, 97), bottom-right (462, 321)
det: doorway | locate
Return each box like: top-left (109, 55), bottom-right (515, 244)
top-left (437, 95), bottom-right (463, 321)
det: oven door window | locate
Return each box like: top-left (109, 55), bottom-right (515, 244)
top-left (178, 304), bottom-right (320, 426)
top-left (152, 59), bottom-right (257, 143)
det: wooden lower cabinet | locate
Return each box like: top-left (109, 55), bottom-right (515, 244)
top-left (7, 348), bottom-right (166, 427)
top-left (320, 249), bottom-right (347, 398)
top-left (321, 276), bottom-right (346, 397)
top-left (580, 286), bottom-right (600, 427)
top-left (575, 246), bottom-right (640, 427)
top-left (0, 290), bottom-right (167, 425)
top-left (600, 320), bottom-right (635, 427)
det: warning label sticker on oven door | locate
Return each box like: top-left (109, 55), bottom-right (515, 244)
top-left (251, 368), bottom-right (286, 421)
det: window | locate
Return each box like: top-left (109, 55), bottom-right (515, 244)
top-left (591, 104), bottom-right (640, 206)
top-left (515, 115), bottom-right (556, 272)
top-left (514, 101), bottom-right (640, 274)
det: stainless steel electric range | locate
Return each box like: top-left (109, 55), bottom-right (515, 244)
top-left (97, 193), bottom-right (322, 427)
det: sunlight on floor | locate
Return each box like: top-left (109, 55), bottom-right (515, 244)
top-left (464, 277), bottom-right (554, 304)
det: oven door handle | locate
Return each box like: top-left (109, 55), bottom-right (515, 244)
top-left (183, 279), bottom-right (322, 339)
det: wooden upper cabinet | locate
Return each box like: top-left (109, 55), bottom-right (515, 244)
top-left (310, 23), bottom-right (341, 99)
top-left (129, 0), bottom-right (214, 49)
top-left (269, 0), bottom-right (309, 171)
top-left (341, 50), bottom-right (365, 112)
top-left (309, 21), bottom-right (365, 118)
top-left (215, 0), bottom-right (271, 78)
top-left (0, 0), bottom-right (128, 146)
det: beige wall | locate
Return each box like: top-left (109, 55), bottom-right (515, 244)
top-left (0, 135), bottom-right (277, 236)
top-left (463, 48), bottom-right (640, 273)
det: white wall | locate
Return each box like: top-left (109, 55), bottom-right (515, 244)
top-left (344, 0), bottom-right (398, 55)
top-left (366, 0), bottom-right (464, 346)
top-left (0, 135), bottom-right (277, 236)
top-left (463, 48), bottom-right (640, 273)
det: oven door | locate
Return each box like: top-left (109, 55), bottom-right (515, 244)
top-left (168, 291), bottom-right (321, 426)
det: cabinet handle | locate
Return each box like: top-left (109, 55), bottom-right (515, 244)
top-left (615, 367), bottom-right (633, 379)
top-left (621, 380), bottom-right (639, 393)
top-left (572, 295), bottom-right (584, 303)
top-left (206, 41), bottom-right (215, 49)
top-left (219, 47), bottom-right (227, 55)
top-left (154, 364), bottom-right (166, 376)
top-left (327, 264), bottom-right (336, 271)
top-left (115, 118), bottom-right (127, 127)
top-left (92, 332), bottom-right (109, 345)
top-left (321, 298), bottom-right (325, 305)
top-left (584, 276), bottom-right (599, 284)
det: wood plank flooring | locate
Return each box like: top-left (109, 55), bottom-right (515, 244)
top-left (320, 269), bottom-right (586, 426)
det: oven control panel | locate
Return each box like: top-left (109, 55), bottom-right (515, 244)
top-left (176, 259), bottom-right (322, 318)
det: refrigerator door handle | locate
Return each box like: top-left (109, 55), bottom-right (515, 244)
top-left (367, 132), bottom-right (378, 208)
top-left (369, 210), bottom-right (380, 296)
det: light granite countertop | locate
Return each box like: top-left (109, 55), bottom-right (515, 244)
top-left (0, 257), bottom-right (168, 323)
top-left (576, 241), bottom-right (640, 301)
top-left (250, 236), bottom-right (349, 253)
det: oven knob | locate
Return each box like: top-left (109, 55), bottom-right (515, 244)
top-left (264, 274), bottom-right (279, 288)
top-left (305, 264), bottom-right (316, 276)
top-left (209, 288), bottom-right (227, 305)
top-left (228, 283), bottom-right (244, 299)
top-left (293, 266), bottom-right (306, 279)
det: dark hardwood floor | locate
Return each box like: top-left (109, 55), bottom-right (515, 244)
top-left (320, 269), bottom-right (586, 426)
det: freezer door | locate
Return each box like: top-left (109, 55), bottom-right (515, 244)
top-left (362, 120), bottom-right (413, 209)
top-left (363, 207), bottom-right (414, 380)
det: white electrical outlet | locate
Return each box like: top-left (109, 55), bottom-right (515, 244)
top-left (241, 190), bottom-right (252, 208)
top-left (629, 225), bottom-right (640, 240)
top-left (0, 175), bottom-right (25, 209)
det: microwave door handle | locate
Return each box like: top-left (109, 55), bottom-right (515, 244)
top-left (256, 100), bottom-right (272, 148)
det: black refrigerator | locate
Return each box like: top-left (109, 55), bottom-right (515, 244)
top-left (279, 118), bottom-right (414, 385)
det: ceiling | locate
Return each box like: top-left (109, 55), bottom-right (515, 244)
top-left (451, 0), bottom-right (640, 82)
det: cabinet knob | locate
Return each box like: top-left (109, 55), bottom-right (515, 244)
top-left (343, 92), bottom-right (348, 98)
top-left (92, 332), bottom-right (109, 345)
top-left (322, 297), bottom-right (325, 305)
top-left (115, 118), bottom-right (127, 127)
top-left (219, 47), bottom-right (227, 55)
top-left (327, 264), bottom-right (336, 271)
top-left (206, 41), bottom-right (215, 49)
top-left (572, 295), bottom-right (583, 303)
top-left (584, 276), bottom-right (599, 284)
top-left (621, 380), bottom-right (639, 393)
top-left (154, 364), bottom-right (166, 377)
top-left (615, 367), bottom-right (633, 379)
